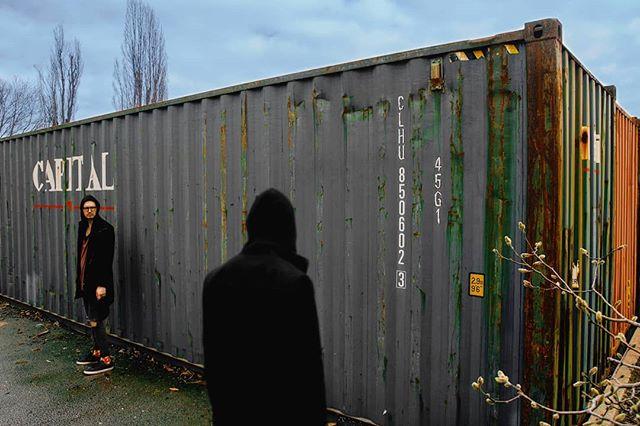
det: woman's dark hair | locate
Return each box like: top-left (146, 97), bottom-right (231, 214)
top-left (79, 195), bottom-right (101, 222)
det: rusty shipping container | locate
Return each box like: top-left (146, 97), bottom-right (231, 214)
top-left (0, 18), bottom-right (638, 425)
top-left (611, 107), bottom-right (640, 350)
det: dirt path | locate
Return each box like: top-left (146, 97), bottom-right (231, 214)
top-left (0, 302), bottom-right (211, 425)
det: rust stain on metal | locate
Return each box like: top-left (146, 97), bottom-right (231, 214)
top-left (286, 96), bottom-right (303, 203)
top-left (580, 126), bottom-right (590, 160)
top-left (241, 94), bottom-right (248, 242)
top-left (484, 43), bottom-right (520, 422)
top-left (287, 96), bottom-right (296, 150)
top-left (611, 107), bottom-right (639, 352)
top-left (202, 113), bottom-right (209, 269)
top-left (312, 89), bottom-right (330, 128)
top-left (523, 20), bottom-right (564, 424)
top-left (220, 110), bottom-right (228, 262)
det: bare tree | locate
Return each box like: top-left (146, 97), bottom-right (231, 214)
top-left (36, 25), bottom-right (83, 127)
top-left (112, 0), bottom-right (168, 110)
top-left (0, 77), bottom-right (42, 138)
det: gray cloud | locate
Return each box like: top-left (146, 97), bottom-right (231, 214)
top-left (1, 0), bottom-right (638, 118)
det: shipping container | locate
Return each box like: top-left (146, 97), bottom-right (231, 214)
top-left (1, 18), bottom-right (638, 425)
top-left (612, 105), bottom-right (639, 351)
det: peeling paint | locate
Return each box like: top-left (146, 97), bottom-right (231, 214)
top-left (445, 66), bottom-right (464, 418)
top-left (485, 45), bottom-right (519, 423)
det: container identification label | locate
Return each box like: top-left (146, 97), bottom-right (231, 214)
top-left (434, 157), bottom-right (442, 224)
top-left (396, 95), bottom-right (407, 289)
top-left (469, 273), bottom-right (485, 297)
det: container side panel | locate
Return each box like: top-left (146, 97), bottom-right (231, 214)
top-left (612, 107), bottom-right (639, 351)
top-left (0, 42), bottom-right (528, 425)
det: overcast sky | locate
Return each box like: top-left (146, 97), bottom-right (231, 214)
top-left (1, 0), bottom-right (639, 120)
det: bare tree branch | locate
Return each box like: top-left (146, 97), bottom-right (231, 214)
top-left (0, 77), bottom-right (41, 138)
top-left (476, 222), bottom-right (640, 425)
top-left (113, 0), bottom-right (168, 110)
top-left (36, 24), bottom-right (84, 127)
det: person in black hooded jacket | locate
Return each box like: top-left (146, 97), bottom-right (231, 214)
top-left (74, 195), bottom-right (116, 375)
top-left (202, 188), bottom-right (326, 425)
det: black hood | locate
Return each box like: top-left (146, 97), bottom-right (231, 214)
top-left (79, 194), bottom-right (101, 224)
top-left (246, 188), bottom-right (297, 252)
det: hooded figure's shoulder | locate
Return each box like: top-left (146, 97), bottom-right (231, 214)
top-left (203, 250), bottom-right (308, 297)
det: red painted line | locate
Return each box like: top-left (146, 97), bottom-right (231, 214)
top-left (33, 204), bottom-right (64, 210)
top-left (582, 167), bottom-right (600, 175)
top-left (33, 204), bottom-right (116, 211)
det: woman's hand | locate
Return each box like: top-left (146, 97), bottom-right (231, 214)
top-left (96, 286), bottom-right (107, 300)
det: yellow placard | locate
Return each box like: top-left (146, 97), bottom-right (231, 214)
top-left (469, 273), bottom-right (485, 298)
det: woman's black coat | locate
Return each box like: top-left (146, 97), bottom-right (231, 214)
top-left (74, 199), bottom-right (115, 319)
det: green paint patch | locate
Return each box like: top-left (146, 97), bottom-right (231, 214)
top-left (426, 91), bottom-right (442, 146)
top-left (170, 287), bottom-right (177, 306)
top-left (412, 167), bottom-right (424, 228)
top-left (376, 99), bottom-right (390, 119)
top-left (417, 286), bottom-right (426, 312)
top-left (312, 90), bottom-right (330, 126)
top-left (409, 90), bottom-right (428, 151)
top-left (342, 95), bottom-right (373, 122)
top-left (446, 67), bottom-right (464, 407)
top-left (483, 47), bottom-right (519, 422)
top-left (377, 176), bottom-right (386, 202)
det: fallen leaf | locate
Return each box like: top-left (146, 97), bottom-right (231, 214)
top-left (169, 387), bottom-right (179, 392)
top-left (32, 348), bottom-right (42, 352)
top-left (35, 330), bottom-right (50, 338)
top-left (15, 360), bottom-right (28, 365)
top-left (0, 321), bottom-right (7, 328)
top-left (187, 380), bottom-right (207, 386)
top-left (46, 360), bottom-right (52, 363)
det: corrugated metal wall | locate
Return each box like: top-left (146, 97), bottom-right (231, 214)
top-left (612, 106), bottom-right (639, 351)
top-left (0, 35), bottom-right (528, 424)
top-left (556, 48), bottom-right (616, 416)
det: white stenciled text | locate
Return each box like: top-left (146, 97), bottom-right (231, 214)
top-left (32, 152), bottom-right (115, 192)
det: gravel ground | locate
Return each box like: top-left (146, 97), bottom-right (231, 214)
top-left (0, 301), bottom-right (212, 426)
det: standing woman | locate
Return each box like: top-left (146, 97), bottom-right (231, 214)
top-left (74, 195), bottom-right (116, 375)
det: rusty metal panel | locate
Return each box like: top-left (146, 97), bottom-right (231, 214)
top-left (522, 19), bottom-right (564, 425)
top-left (612, 106), bottom-right (639, 351)
top-left (519, 19), bottom-right (632, 425)
top-left (552, 48), bottom-right (616, 421)
top-left (0, 30), bottom-right (530, 424)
